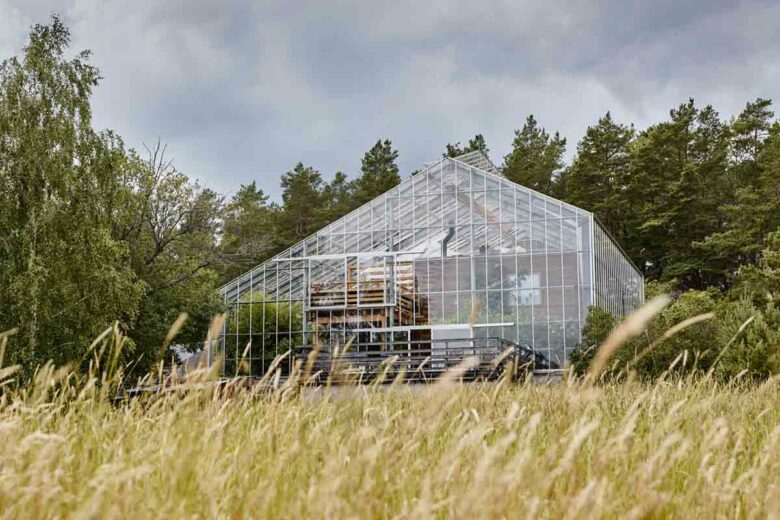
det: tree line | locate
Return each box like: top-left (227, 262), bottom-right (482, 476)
top-left (2, 18), bottom-right (779, 380)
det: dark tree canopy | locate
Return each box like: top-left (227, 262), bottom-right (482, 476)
top-left (444, 134), bottom-right (489, 158)
top-left (503, 115), bottom-right (566, 196)
top-left (353, 139), bottom-right (401, 206)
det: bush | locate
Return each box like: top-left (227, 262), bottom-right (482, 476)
top-left (572, 290), bottom-right (780, 383)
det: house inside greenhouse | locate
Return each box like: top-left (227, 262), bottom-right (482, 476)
top-left (216, 151), bottom-right (644, 377)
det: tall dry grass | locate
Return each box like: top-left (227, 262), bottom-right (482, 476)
top-left (1, 311), bottom-right (779, 519)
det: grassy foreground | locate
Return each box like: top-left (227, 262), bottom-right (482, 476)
top-left (0, 360), bottom-right (778, 519)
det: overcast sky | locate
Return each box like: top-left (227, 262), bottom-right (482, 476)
top-left (1, 0), bottom-right (779, 199)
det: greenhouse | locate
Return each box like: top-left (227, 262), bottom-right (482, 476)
top-left (216, 152), bottom-right (644, 377)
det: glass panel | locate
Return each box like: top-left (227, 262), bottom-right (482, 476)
top-left (428, 293), bottom-right (443, 324)
top-left (457, 164), bottom-right (471, 191)
top-left (473, 192), bottom-right (486, 225)
top-left (442, 192), bottom-right (456, 226)
top-left (547, 219), bottom-right (561, 252)
top-left (533, 322), bottom-right (548, 350)
top-left (427, 194), bottom-right (443, 228)
top-left (487, 291), bottom-right (503, 322)
top-left (549, 322), bottom-right (565, 365)
top-left (485, 190), bottom-right (501, 220)
top-left (578, 215), bottom-right (591, 251)
top-left (501, 190), bottom-right (515, 222)
top-left (546, 199), bottom-right (562, 217)
top-left (385, 197), bottom-right (399, 229)
top-left (562, 219), bottom-right (578, 251)
top-left (518, 324), bottom-right (533, 345)
top-left (502, 290), bottom-right (516, 319)
top-left (358, 232), bottom-right (372, 250)
top-left (580, 286), bottom-right (592, 321)
top-left (562, 203), bottom-right (577, 219)
top-left (531, 194), bottom-right (546, 219)
top-left (530, 256), bottom-right (547, 287)
top-left (562, 253), bottom-right (578, 285)
top-left (486, 257), bottom-right (502, 291)
top-left (564, 286), bottom-right (579, 321)
top-left (531, 221), bottom-right (546, 253)
top-left (547, 254), bottom-right (563, 287)
top-left (413, 170), bottom-right (427, 196)
top-left (455, 195), bottom-right (471, 227)
top-left (472, 224), bottom-right (487, 255)
top-left (344, 233), bottom-right (358, 252)
top-left (440, 293), bottom-right (458, 324)
top-left (474, 256), bottom-right (487, 290)
top-left (454, 226), bottom-right (472, 256)
top-left (579, 252), bottom-right (592, 285)
top-left (501, 256), bottom-right (516, 289)
top-left (548, 287), bottom-right (564, 320)
top-left (532, 288), bottom-right (548, 321)
top-left (398, 178), bottom-right (413, 197)
top-left (515, 222), bottom-right (531, 253)
top-left (485, 224), bottom-right (502, 256)
top-left (443, 258), bottom-right (457, 292)
top-left (473, 291), bottom-right (488, 323)
top-left (427, 163), bottom-right (442, 192)
top-left (442, 161), bottom-right (457, 192)
top-left (516, 189), bottom-right (531, 221)
top-left (428, 258), bottom-right (443, 292)
top-left (415, 260), bottom-right (429, 293)
top-left (457, 257), bottom-right (471, 291)
top-left (458, 291), bottom-right (473, 323)
top-left (516, 255), bottom-right (532, 284)
top-left (471, 169), bottom-right (485, 191)
top-left (358, 206), bottom-right (371, 231)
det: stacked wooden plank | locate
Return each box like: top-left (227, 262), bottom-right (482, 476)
top-left (306, 261), bottom-right (427, 329)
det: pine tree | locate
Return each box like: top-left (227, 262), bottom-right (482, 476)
top-left (220, 182), bottom-right (278, 281)
top-left (564, 112), bottom-right (634, 240)
top-left (278, 163), bottom-right (326, 244)
top-left (631, 100), bottom-right (731, 287)
top-left (502, 115), bottom-right (566, 195)
top-left (353, 139), bottom-right (400, 205)
top-left (699, 106), bottom-right (780, 274)
top-left (321, 171), bottom-right (355, 222)
top-left (444, 134), bottom-right (488, 158)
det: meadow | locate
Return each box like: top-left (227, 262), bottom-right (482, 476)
top-left (0, 341), bottom-right (778, 519)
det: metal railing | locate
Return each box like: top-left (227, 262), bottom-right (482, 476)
top-left (296, 337), bottom-right (557, 384)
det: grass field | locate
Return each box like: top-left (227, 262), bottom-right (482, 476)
top-left (1, 355), bottom-right (778, 519)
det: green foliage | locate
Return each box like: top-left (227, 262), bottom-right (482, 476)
top-left (444, 134), bottom-right (488, 158)
top-left (502, 115), bottom-right (566, 196)
top-left (220, 182), bottom-right (279, 281)
top-left (732, 230), bottom-right (780, 308)
top-left (573, 290), bottom-right (780, 382)
top-left (0, 19), bottom-right (223, 375)
top-left (276, 162), bottom-right (326, 244)
top-left (712, 298), bottom-right (780, 382)
top-left (224, 292), bottom-right (303, 375)
top-left (353, 139), bottom-right (400, 206)
top-left (564, 112), bottom-right (634, 244)
top-left (0, 18), bottom-right (145, 372)
top-left (112, 143), bottom-right (224, 370)
top-left (569, 307), bottom-right (616, 376)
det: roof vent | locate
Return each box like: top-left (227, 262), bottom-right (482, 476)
top-left (452, 150), bottom-right (501, 176)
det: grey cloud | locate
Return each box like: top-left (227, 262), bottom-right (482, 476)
top-left (1, 0), bottom-right (778, 198)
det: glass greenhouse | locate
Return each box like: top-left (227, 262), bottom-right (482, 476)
top-left (216, 153), bottom-right (643, 376)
